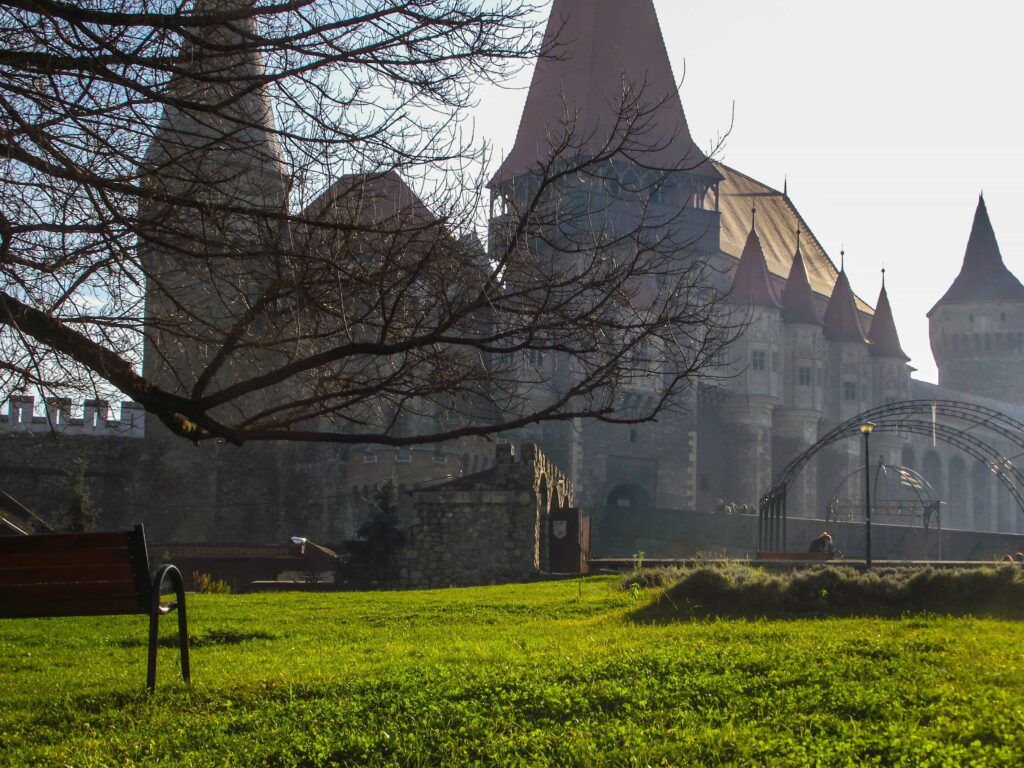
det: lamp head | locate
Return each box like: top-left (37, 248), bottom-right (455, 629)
top-left (860, 422), bottom-right (875, 435)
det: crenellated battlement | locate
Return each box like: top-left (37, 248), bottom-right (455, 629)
top-left (1, 396), bottom-right (145, 438)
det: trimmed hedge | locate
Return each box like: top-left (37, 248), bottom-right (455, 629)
top-left (629, 563), bottom-right (1024, 619)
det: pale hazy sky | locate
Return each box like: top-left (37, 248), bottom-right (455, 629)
top-left (472, 0), bottom-right (1024, 384)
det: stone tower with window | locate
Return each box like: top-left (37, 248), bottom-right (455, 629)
top-left (720, 213), bottom-right (784, 506)
top-left (929, 195), bottom-right (1024, 403)
top-left (774, 233), bottom-right (826, 515)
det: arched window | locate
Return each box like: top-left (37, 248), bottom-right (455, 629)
top-left (923, 451), bottom-right (943, 499)
top-left (901, 446), bottom-right (916, 470)
top-left (972, 460), bottom-right (994, 532)
top-left (948, 457), bottom-right (968, 528)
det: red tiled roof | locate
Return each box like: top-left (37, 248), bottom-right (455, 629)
top-left (729, 217), bottom-right (781, 308)
top-left (823, 270), bottom-right (868, 343)
top-left (780, 240), bottom-right (822, 325)
top-left (490, 0), bottom-right (719, 186)
top-left (868, 283), bottom-right (909, 360)
top-left (930, 195), bottom-right (1024, 314)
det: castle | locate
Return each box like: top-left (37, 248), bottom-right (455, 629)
top-left (3, 0), bottom-right (1024, 556)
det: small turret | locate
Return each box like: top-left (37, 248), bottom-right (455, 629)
top-left (719, 211), bottom-right (782, 506)
top-left (726, 210), bottom-right (783, 401)
top-left (780, 230), bottom-right (825, 414)
top-left (823, 260), bottom-right (871, 422)
top-left (780, 232), bottom-right (823, 326)
top-left (823, 268), bottom-right (868, 344)
top-left (868, 272), bottom-right (911, 405)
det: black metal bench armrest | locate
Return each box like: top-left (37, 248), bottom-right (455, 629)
top-left (147, 565), bottom-right (190, 692)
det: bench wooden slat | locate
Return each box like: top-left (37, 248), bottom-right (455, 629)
top-left (0, 531), bottom-right (131, 553)
top-left (0, 580), bottom-right (140, 603)
top-left (0, 548), bottom-right (131, 570)
top-left (0, 563), bottom-right (134, 586)
top-left (0, 597), bottom-right (143, 618)
top-left (1, 525), bottom-right (190, 690)
top-left (756, 551), bottom-right (833, 562)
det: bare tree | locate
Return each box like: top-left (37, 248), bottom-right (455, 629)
top-left (0, 0), bottom-right (739, 446)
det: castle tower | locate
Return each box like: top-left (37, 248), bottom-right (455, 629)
top-left (488, 0), bottom-right (716, 508)
top-left (867, 274), bottom-right (911, 404)
top-left (140, 0), bottom-right (290, 410)
top-left (488, 0), bottom-right (722, 256)
top-left (820, 265), bottom-right (871, 512)
top-left (866, 274), bottom-right (912, 497)
top-left (823, 266), bottom-right (871, 421)
top-left (929, 195), bottom-right (1024, 402)
top-left (774, 231), bottom-right (825, 516)
top-left (720, 212), bottom-right (783, 506)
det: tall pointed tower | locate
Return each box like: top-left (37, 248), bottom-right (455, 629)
top-left (721, 212), bottom-right (783, 506)
top-left (140, 0), bottom-right (290, 407)
top-left (929, 195), bottom-right (1024, 402)
top-left (489, 0), bottom-right (718, 522)
top-left (489, 0), bottom-right (722, 256)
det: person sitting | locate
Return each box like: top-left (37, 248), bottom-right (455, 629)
top-left (808, 531), bottom-right (834, 556)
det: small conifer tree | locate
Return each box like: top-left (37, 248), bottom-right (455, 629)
top-left (341, 479), bottom-right (405, 586)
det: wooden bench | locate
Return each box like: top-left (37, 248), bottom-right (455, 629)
top-left (0, 524), bottom-right (189, 691)
top-left (756, 551), bottom-right (834, 562)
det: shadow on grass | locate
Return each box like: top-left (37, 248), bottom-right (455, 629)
top-left (115, 629), bottom-right (277, 649)
top-left (625, 564), bottom-right (1024, 623)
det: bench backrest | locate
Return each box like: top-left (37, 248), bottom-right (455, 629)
top-left (0, 525), bottom-right (151, 618)
top-left (756, 551), bottom-right (833, 562)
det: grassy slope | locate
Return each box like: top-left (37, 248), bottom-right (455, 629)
top-left (1, 577), bottom-right (1022, 767)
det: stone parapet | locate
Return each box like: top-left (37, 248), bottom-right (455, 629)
top-left (1, 396), bottom-right (144, 438)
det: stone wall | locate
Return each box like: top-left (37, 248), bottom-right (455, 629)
top-left (592, 505), bottom-right (1024, 562)
top-left (397, 442), bottom-right (575, 588)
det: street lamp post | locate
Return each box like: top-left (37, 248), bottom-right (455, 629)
top-left (860, 422), bottom-right (875, 568)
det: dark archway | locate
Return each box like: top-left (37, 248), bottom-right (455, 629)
top-left (606, 483), bottom-right (653, 512)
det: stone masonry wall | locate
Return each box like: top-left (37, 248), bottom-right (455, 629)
top-left (397, 442), bottom-right (574, 588)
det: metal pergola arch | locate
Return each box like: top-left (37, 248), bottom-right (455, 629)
top-left (757, 400), bottom-right (1024, 553)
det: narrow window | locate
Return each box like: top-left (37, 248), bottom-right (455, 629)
top-left (798, 367), bottom-right (812, 386)
top-left (751, 350), bottom-right (766, 371)
top-left (843, 381), bottom-right (857, 402)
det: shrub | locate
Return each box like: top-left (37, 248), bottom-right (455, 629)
top-left (635, 563), bottom-right (1024, 619)
top-left (192, 571), bottom-right (231, 594)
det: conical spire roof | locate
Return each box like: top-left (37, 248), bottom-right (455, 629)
top-left (144, 0), bottom-right (287, 211)
top-left (780, 233), bottom-right (822, 325)
top-left (930, 195), bottom-right (1024, 313)
top-left (823, 269), bottom-right (867, 343)
top-left (729, 214), bottom-right (781, 308)
top-left (868, 278), bottom-right (909, 360)
top-left (490, 0), bottom-right (720, 186)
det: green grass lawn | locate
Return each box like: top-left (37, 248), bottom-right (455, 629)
top-left (1, 576), bottom-right (1022, 767)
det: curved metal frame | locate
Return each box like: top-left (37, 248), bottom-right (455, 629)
top-left (826, 462), bottom-right (939, 526)
top-left (147, 564), bottom-right (190, 692)
top-left (758, 400), bottom-right (1024, 553)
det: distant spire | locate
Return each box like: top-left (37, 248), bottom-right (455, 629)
top-left (144, 0), bottom-right (288, 211)
top-left (783, 175), bottom-right (788, 197)
top-left (930, 195), bottom-right (1024, 314)
top-left (781, 228), bottom-right (822, 325)
top-left (868, 279), bottom-right (910, 361)
top-left (823, 270), bottom-right (868, 343)
top-left (729, 215), bottom-right (782, 308)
